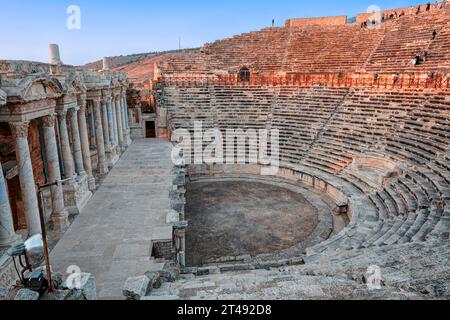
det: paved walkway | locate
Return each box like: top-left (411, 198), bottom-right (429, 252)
top-left (50, 139), bottom-right (175, 300)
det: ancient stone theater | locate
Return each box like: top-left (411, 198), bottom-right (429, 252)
top-left (1, 2), bottom-right (450, 300)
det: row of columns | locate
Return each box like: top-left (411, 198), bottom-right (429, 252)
top-left (0, 88), bottom-right (131, 245)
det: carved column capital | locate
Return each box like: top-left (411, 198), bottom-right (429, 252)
top-left (79, 97), bottom-right (87, 109)
top-left (92, 97), bottom-right (101, 108)
top-left (69, 107), bottom-right (80, 117)
top-left (42, 114), bottom-right (56, 128)
top-left (79, 102), bottom-right (87, 113)
top-left (56, 109), bottom-right (68, 118)
top-left (9, 122), bottom-right (30, 138)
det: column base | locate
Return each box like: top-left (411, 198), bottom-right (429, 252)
top-left (75, 172), bottom-right (87, 182)
top-left (0, 233), bottom-right (21, 249)
top-left (113, 144), bottom-right (121, 156)
top-left (108, 154), bottom-right (120, 168)
top-left (125, 131), bottom-right (132, 146)
top-left (98, 161), bottom-right (109, 175)
top-left (106, 145), bottom-right (119, 167)
top-left (88, 175), bottom-right (96, 191)
top-left (63, 175), bottom-right (93, 215)
top-left (105, 144), bottom-right (112, 154)
top-left (50, 212), bottom-right (70, 231)
top-left (119, 144), bottom-right (127, 153)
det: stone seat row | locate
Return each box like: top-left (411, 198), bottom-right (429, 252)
top-left (163, 83), bottom-right (450, 257)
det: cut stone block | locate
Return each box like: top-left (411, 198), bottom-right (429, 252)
top-left (63, 273), bottom-right (97, 300)
top-left (14, 289), bottom-right (40, 300)
top-left (123, 275), bottom-right (151, 300)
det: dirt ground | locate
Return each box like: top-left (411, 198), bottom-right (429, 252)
top-left (185, 180), bottom-right (320, 266)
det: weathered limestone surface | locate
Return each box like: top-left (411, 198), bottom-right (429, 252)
top-left (123, 275), bottom-right (151, 300)
top-left (0, 162), bottom-right (19, 246)
top-left (50, 139), bottom-right (176, 300)
top-left (14, 289), bottom-right (40, 301)
top-left (154, 79), bottom-right (450, 300)
top-left (146, 242), bottom-right (450, 300)
top-left (62, 272), bottom-right (97, 300)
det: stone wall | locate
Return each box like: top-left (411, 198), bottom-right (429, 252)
top-left (160, 6), bottom-right (450, 76)
top-left (285, 16), bottom-right (347, 27)
top-left (356, 2), bottom-right (446, 24)
top-left (161, 82), bottom-right (450, 257)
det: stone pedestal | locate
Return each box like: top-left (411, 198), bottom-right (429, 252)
top-left (62, 174), bottom-right (92, 215)
top-left (0, 162), bottom-right (20, 247)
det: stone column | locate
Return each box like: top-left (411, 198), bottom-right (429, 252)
top-left (122, 93), bottom-right (130, 130)
top-left (69, 108), bottom-right (85, 177)
top-left (88, 106), bottom-right (96, 150)
top-left (174, 228), bottom-right (186, 268)
top-left (0, 162), bottom-right (19, 247)
top-left (9, 122), bottom-right (41, 236)
top-left (115, 95), bottom-right (125, 151)
top-left (42, 115), bottom-right (69, 229)
top-left (101, 97), bottom-right (112, 153)
top-left (121, 92), bottom-right (131, 145)
top-left (93, 98), bottom-right (109, 174)
top-left (106, 97), bottom-right (115, 146)
top-left (57, 110), bottom-right (75, 179)
top-left (78, 101), bottom-right (96, 191)
top-left (111, 97), bottom-right (119, 152)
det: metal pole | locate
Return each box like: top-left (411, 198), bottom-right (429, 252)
top-left (37, 187), bottom-right (54, 293)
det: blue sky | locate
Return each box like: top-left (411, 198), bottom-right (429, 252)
top-left (0, 0), bottom-right (426, 65)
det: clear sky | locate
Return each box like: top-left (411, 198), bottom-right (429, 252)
top-left (0, 0), bottom-right (427, 65)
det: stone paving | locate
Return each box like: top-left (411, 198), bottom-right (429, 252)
top-left (50, 139), bottom-right (175, 300)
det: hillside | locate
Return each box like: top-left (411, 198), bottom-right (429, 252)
top-left (81, 49), bottom-right (200, 85)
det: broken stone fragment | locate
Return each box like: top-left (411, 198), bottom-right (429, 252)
top-left (0, 288), bottom-right (9, 300)
top-left (14, 288), bottom-right (40, 300)
top-left (40, 289), bottom-right (72, 301)
top-left (157, 262), bottom-right (181, 285)
top-left (123, 275), bottom-right (151, 300)
top-left (145, 272), bottom-right (161, 288)
top-left (62, 273), bottom-right (97, 300)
